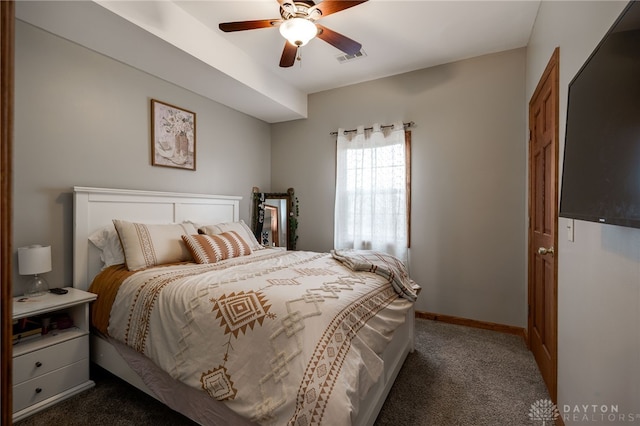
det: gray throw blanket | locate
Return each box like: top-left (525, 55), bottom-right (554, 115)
top-left (331, 249), bottom-right (418, 302)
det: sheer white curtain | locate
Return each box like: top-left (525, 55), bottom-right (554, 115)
top-left (334, 122), bottom-right (408, 263)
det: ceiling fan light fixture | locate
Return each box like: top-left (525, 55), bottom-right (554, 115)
top-left (279, 17), bottom-right (317, 47)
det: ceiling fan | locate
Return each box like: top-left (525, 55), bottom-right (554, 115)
top-left (219, 0), bottom-right (368, 68)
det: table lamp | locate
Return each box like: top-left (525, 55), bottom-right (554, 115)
top-left (18, 245), bottom-right (51, 297)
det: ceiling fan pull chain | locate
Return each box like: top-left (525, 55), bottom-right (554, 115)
top-left (297, 46), bottom-right (303, 66)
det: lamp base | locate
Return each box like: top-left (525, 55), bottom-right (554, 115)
top-left (25, 275), bottom-right (49, 297)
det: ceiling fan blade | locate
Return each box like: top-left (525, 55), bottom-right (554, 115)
top-left (311, 1), bottom-right (368, 18)
top-left (280, 42), bottom-right (298, 67)
top-left (316, 24), bottom-right (362, 55)
top-left (219, 19), bottom-right (281, 32)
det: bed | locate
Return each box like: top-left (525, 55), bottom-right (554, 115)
top-left (73, 186), bottom-right (418, 426)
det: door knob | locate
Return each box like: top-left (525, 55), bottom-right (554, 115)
top-left (538, 246), bottom-right (555, 256)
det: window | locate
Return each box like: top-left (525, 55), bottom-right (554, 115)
top-left (334, 122), bottom-right (411, 263)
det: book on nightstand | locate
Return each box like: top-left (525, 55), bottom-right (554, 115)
top-left (12, 317), bottom-right (43, 344)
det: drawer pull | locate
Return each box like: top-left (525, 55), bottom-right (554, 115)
top-left (35, 387), bottom-right (42, 394)
top-left (35, 361), bottom-right (42, 368)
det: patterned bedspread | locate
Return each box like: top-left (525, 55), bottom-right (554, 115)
top-left (89, 249), bottom-right (414, 425)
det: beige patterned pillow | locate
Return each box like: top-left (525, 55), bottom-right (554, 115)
top-left (198, 220), bottom-right (263, 251)
top-left (182, 232), bottom-right (252, 264)
top-left (112, 220), bottom-right (197, 271)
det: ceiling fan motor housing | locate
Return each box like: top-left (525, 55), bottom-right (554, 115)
top-left (280, 1), bottom-right (322, 21)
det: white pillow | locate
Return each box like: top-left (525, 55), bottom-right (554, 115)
top-left (88, 225), bottom-right (125, 268)
top-left (198, 220), bottom-right (263, 251)
top-left (112, 220), bottom-right (198, 271)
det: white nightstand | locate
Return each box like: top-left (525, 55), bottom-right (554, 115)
top-left (12, 287), bottom-right (97, 422)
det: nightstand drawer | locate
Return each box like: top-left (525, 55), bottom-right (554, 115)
top-left (13, 335), bottom-right (88, 384)
top-left (13, 357), bottom-right (89, 413)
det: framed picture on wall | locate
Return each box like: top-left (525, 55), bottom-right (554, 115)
top-left (151, 99), bottom-right (196, 170)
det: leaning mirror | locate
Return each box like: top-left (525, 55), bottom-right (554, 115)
top-left (251, 187), bottom-right (298, 250)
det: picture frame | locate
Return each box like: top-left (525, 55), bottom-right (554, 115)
top-left (151, 99), bottom-right (196, 170)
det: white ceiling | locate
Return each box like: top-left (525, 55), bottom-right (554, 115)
top-left (16, 0), bottom-right (540, 123)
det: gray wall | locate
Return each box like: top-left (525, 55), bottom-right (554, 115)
top-left (272, 49), bottom-right (527, 327)
top-left (13, 21), bottom-right (271, 295)
top-left (526, 1), bottom-right (640, 419)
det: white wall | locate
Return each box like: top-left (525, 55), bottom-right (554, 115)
top-left (272, 49), bottom-right (528, 327)
top-left (526, 1), bottom-right (640, 420)
top-left (13, 20), bottom-right (271, 295)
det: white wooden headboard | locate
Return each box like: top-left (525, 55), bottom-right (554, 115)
top-left (73, 186), bottom-right (242, 291)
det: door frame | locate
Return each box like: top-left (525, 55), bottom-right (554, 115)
top-left (1, 1), bottom-right (14, 423)
top-left (527, 47), bottom-right (559, 403)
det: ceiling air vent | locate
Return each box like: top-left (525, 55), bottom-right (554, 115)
top-left (336, 49), bottom-right (367, 64)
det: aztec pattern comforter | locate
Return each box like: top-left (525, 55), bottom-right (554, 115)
top-left (89, 249), bottom-right (416, 425)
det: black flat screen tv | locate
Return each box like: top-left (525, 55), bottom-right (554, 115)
top-left (559, 0), bottom-right (640, 229)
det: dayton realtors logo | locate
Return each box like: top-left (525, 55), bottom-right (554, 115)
top-left (529, 400), bottom-right (640, 424)
top-left (529, 399), bottom-right (560, 425)
top-left (562, 404), bottom-right (640, 423)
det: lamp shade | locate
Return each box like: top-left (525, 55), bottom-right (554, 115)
top-left (279, 18), bottom-right (318, 47)
top-left (18, 245), bottom-right (52, 275)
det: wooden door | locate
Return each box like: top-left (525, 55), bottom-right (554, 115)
top-left (528, 48), bottom-right (559, 402)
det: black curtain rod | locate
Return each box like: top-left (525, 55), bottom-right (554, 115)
top-left (330, 121), bottom-right (415, 136)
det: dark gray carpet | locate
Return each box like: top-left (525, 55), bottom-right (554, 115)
top-left (15, 319), bottom-right (550, 425)
top-left (375, 319), bottom-right (550, 425)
